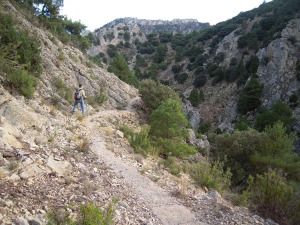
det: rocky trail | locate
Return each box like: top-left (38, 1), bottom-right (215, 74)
top-left (81, 99), bottom-right (276, 225)
top-left (87, 109), bottom-right (205, 225)
top-left (0, 93), bottom-right (277, 225)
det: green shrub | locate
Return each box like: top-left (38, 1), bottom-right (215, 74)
top-left (54, 76), bottom-right (73, 104)
top-left (130, 126), bottom-right (153, 156)
top-left (189, 160), bottom-right (232, 193)
top-left (79, 202), bottom-right (114, 225)
top-left (153, 44), bottom-right (167, 64)
top-left (237, 77), bottom-right (263, 114)
top-left (188, 89), bottom-right (204, 107)
top-left (8, 70), bottom-right (36, 98)
top-left (149, 99), bottom-right (188, 139)
top-left (235, 116), bottom-right (250, 131)
top-left (255, 101), bottom-right (293, 131)
top-left (214, 52), bottom-right (225, 63)
top-left (193, 74), bottom-right (207, 88)
top-left (107, 44), bottom-right (118, 58)
top-left (47, 203), bottom-right (114, 225)
top-left (198, 122), bottom-right (211, 134)
top-left (87, 89), bottom-right (108, 107)
top-left (171, 64), bottom-right (183, 74)
top-left (16, 30), bottom-right (42, 77)
top-left (139, 79), bottom-right (180, 112)
top-left (50, 94), bottom-right (61, 108)
top-left (251, 122), bottom-right (299, 181)
top-left (209, 129), bottom-right (263, 186)
top-left (47, 208), bottom-right (74, 225)
top-left (89, 55), bottom-right (103, 68)
top-left (118, 125), bottom-right (134, 139)
top-left (243, 170), bottom-right (294, 223)
top-left (174, 73), bottom-right (188, 84)
top-left (159, 157), bottom-right (181, 176)
top-left (245, 55), bottom-right (259, 74)
top-left (0, 13), bottom-right (42, 98)
top-left (108, 53), bottom-right (139, 87)
top-left (154, 138), bottom-right (197, 158)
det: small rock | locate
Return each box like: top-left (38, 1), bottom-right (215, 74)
top-left (119, 201), bottom-right (130, 209)
top-left (29, 220), bottom-right (40, 225)
top-left (38, 209), bottom-right (46, 214)
top-left (5, 200), bottom-right (14, 207)
top-left (266, 219), bottom-right (279, 225)
top-left (0, 127), bottom-right (4, 137)
top-left (7, 173), bottom-right (20, 181)
top-left (54, 155), bottom-right (61, 161)
top-left (15, 217), bottom-right (30, 225)
top-left (22, 157), bottom-right (33, 166)
top-left (115, 130), bottom-right (124, 138)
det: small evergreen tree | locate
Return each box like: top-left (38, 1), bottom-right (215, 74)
top-left (255, 101), bottom-right (293, 131)
top-left (237, 77), bottom-right (263, 114)
top-left (108, 53), bottom-right (139, 87)
top-left (139, 79), bottom-right (180, 112)
top-left (150, 99), bottom-right (188, 139)
top-left (188, 89), bottom-right (204, 107)
top-left (150, 99), bottom-right (197, 157)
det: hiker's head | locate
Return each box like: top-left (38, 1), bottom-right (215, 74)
top-left (79, 84), bottom-right (83, 88)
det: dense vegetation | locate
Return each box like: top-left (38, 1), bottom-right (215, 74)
top-left (14, 0), bottom-right (93, 52)
top-left (0, 0), bottom-right (102, 98)
top-left (105, 0), bottom-right (300, 85)
top-left (0, 11), bottom-right (42, 98)
top-left (109, 1), bottom-right (300, 223)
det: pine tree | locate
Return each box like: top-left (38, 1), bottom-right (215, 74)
top-left (108, 53), bottom-right (139, 87)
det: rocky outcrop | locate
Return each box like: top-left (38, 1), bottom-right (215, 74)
top-left (100, 17), bottom-right (209, 34)
top-left (257, 19), bottom-right (300, 107)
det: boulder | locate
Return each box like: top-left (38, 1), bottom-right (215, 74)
top-left (19, 164), bottom-right (44, 180)
top-left (47, 155), bottom-right (72, 176)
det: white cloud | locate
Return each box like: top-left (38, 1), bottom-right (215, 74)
top-left (61, 0), bottom-right (272, 31)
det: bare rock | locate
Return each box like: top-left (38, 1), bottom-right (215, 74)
top-left (19, 164), bottom-right (44, 179)
top-left (15, 217), bottom-right (30, 225)
top-left (115, 130), bottom-right (124, 138)
top-left (47, 155), bottom-right (72, 176)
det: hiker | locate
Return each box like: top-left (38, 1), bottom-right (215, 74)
top-left (72, 84), bottom-right (86, 115)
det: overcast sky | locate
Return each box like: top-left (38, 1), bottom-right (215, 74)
top-left (61, 0), bottom-right (272, 31)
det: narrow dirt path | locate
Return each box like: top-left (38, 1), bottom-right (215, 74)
top-left (86, 110), bottom-right (206, 225)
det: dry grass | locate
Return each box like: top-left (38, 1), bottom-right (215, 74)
top-left (178, 176), bottom-right (188, 198)
top-left (77, 138), bottom-right (91, 153)
top-left (134, 155), bottom-right (143, 164)
top-left (77, 115), bottom-right (84, 121)
top-left (72, 152), bottom-right (82, 162)
top-left (83, 180), bottom-right (98, 195)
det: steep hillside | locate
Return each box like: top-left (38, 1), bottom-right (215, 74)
top-left (89, 0), bottom-right (300, 133)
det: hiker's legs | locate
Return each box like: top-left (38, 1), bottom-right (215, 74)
top-left (80, 98), bottom-right (85, 115)
top-left (72, 100), bottom-right (80, 112)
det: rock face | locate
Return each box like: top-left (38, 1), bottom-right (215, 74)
top-left (257, 19), bottom-right (300, 108)
top-left (100, 17), bottom-right (210, 34)
top-left (89, 17), bottom-right (209, 68)
top-left (197, 19), bottom-right (300, 131)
